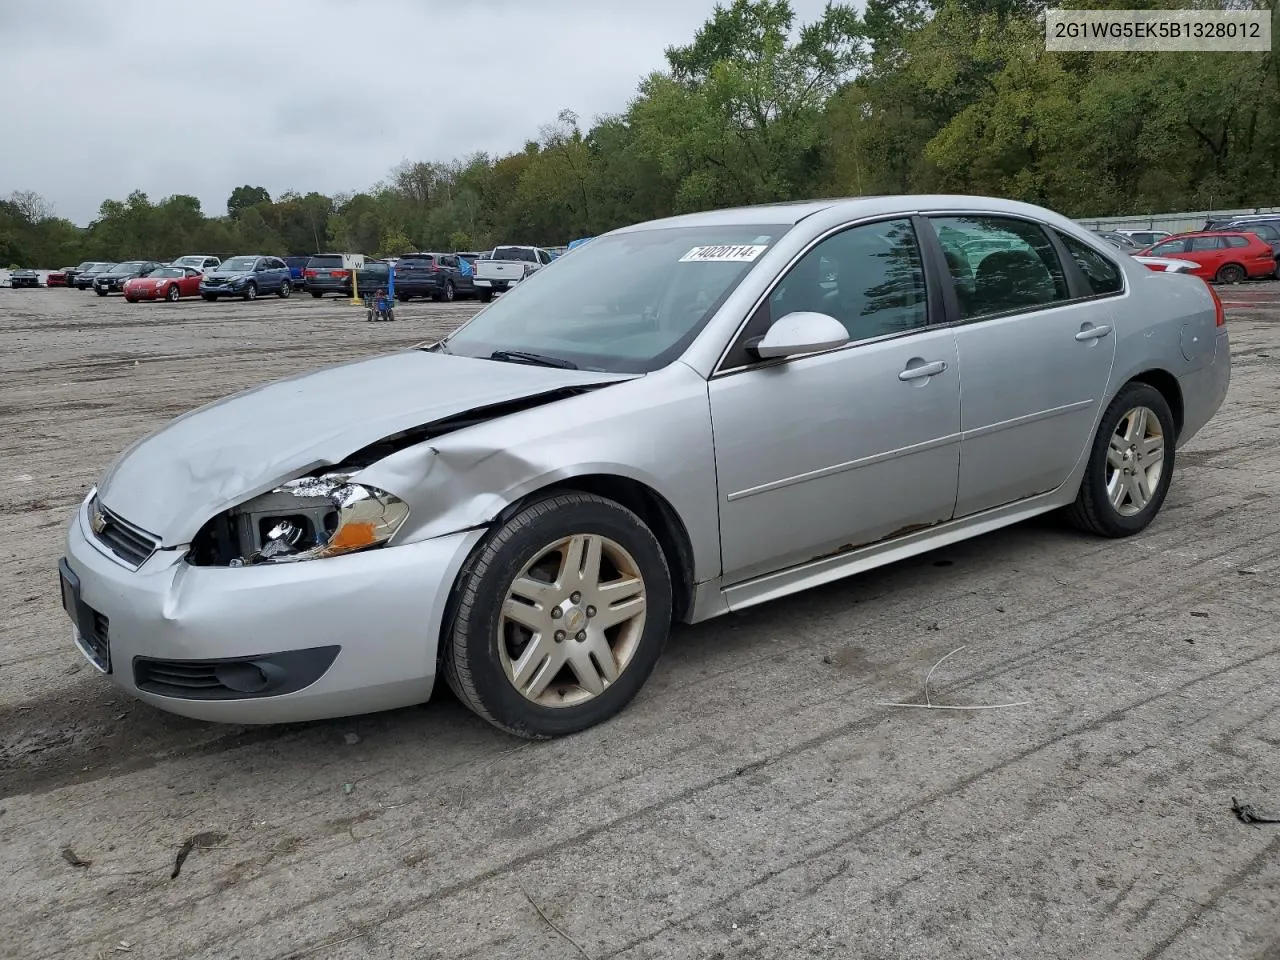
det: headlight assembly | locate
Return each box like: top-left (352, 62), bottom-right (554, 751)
top-left (188, 474), bottom-right (409, 567)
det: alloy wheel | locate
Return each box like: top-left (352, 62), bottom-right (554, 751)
top-left (1106, 405), bottom-right (1165, 517)
top-left (498, 533), bottom-right (647, 707)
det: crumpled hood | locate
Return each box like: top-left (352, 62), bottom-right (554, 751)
top-left (97, 350), bottom-right (628, 546)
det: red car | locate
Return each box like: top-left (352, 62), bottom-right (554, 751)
top-left (1139, 231), bottom-right (1276, 284)
top-left (123, 266), bottom-right (204, 302)
top-left (46, 270), bottom-right (68, 287)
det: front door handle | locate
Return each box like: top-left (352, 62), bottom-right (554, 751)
top-left (899, 359), bottom-right (948, 381)
top-left (1075, 324), bottom-right (1112, 341)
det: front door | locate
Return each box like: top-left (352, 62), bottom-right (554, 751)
top-left (926, 215), bottom-right (1119, 517)
top-left (709, 217), bottom-right (962, 585)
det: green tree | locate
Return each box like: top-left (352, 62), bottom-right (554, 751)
top-left (227, 185), bottom-right (272, 217)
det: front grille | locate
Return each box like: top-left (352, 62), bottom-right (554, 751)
top-left (204, 278), bottom-right (227, 287)
top-left (91, 497), bottom-right (159, 568)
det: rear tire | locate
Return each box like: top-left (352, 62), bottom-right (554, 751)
top-left (310, 291), bottom-right (322, 298)
top-left (1066, 382), bottom-right (1175, 538)
top-left (278, 280), bottom-right (292, 299)
top-left (478, 289), bottom-right (493, 303)
top-left (1216, 263), bottom-right (1246, 284)
top-left (202, 294), bottom-right (216, 302)
top-left (442, 492), bottom-right (673, 739)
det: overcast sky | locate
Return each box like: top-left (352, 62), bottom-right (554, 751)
top-left (4, 0), bottom-right (837, 226)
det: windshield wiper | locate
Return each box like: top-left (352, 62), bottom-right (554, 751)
top-left (489, 350), bottom-right (578, 369)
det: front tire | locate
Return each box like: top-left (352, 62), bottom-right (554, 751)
top-left (310, 291), bottom-right (323, 299)
top-left (443, 492), bottom-right (673, 739)
top-left (166, 284), bottom-right (180, 302)
top-left (95, 288), bottom-right (107, 297)
top-left (1066, 382), bottom-right (1175, 538)
top-left (243, 282), bottom-right (257, 301)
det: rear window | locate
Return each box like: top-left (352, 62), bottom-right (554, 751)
top-left (398, 254), bottom-right (434, 264)
top-left (1226, 235), bottom-right (1250, 248)
top-left (306, 255), bottom-right (344, 269)
top-left (1057, 231), bottom-right (1124, 296)
top-left (493, 246), bottom-right (538, 262)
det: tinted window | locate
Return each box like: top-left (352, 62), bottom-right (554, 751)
top-left (1226, 235), bottom-right (1250, 248)
top-left (306, 255), bottom-right (343, 269)
top-left (1189, 236), bottom-right (1223, 251)
top-left (538, 250), bottom-right (551, 264)
top-left (1245, 224), bottom-right (1279, 240)
top-left (494, 246), bottom-right (537, 262)
top-left (1057, 232), bottom-right (1123, 295)
top-left (1150, 239), bottom-right (1186, 256)
top-left (399, 254), bottom-right (434, 266)
top-left (767, 218), bottom-right (927, 342)
top-left (931, 216), bottom-right (1069, 318)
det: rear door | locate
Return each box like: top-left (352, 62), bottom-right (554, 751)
top-left (1187, 235), bottom-right (1227, 277)
top-left (927, 213), bottom-right (1119, 517)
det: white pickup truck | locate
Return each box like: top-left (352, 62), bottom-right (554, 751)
top-left (473, 245), bottom-right (554, 302)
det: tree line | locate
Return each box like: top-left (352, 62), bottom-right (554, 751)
top-left (4, 0), bottom-right (1276, 268)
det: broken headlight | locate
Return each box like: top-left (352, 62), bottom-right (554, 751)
top-left (188, 474), bottom-right (409, 567)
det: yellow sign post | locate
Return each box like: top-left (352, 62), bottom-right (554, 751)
top-left (342, 253), bottom-right (365, 305)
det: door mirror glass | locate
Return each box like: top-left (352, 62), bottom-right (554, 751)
top-left (751, 312), bottom-right (849, 360)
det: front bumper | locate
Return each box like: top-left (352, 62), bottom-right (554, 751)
top-left (125, 287), bottom-right (160, 300)
top-left (62, 494), bottom-right (484, 723)
top-left (199, 282), bottom-right (247, 297)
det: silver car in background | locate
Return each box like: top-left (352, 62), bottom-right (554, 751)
top-left (60, 195), bottom-right (1231, 738)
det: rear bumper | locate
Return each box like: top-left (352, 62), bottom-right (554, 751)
top-left (1177, 329), bottom-right (1231, 448)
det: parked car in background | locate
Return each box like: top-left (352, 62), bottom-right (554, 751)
top-left (1204, 217), bottom-right (1280, 278)
top-left (393, 252), bottom-right (475, 302)
top-left (473, 245), bottom-right (553, 301)
top-left (1139, 231), bottom-right (1276, 284)
top-left (124, 265), bottom-right (205, 302)
top-left (1095, 231), bottom-right (1142, 251)
top-left (64, 261), bottom-right (102, 287)
top-left (200, 255), bottom-right (293, 300)
top-left (342, 259), bottom-right (391, 298)
top-left (284, 255), bottom-right (311, 287)
top-left (58, 195), bottom-right (1231, 735)
top-left (171, 255), bottom-right (221, 274)
top-left (47, 269), bottom-right (69, 287)
top-left (1114, 230), bottom-right (1171, 246)
top-left (302, 253), bottom-right (356, 297)
top-left (94, 261), bottom-right (164, 295)
top-left (9, 268), bottom-right (41, 288)
top-left (74, 263), bottom-right (115, 289)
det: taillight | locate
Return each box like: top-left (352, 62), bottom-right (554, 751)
top-left (1206, 282), bottom-right (1225, 326)
top-left (330, 270), bottom-right (347, 278)
top-left (303, 269), bottom-right (316, 278)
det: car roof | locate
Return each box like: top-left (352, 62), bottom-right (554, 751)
top-left (608, 195), bottom-right (1099, 235)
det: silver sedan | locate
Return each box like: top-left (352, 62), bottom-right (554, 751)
top-left (59, 195), bottom-right (1231, 738)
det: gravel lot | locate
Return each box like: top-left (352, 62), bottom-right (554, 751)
top-left (2, 282), bottom-right (1280, 959)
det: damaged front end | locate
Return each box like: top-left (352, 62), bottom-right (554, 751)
top-left (183, 385), bottom-right (613, 568)
top-left (187, 475), bottom-right (410, 567)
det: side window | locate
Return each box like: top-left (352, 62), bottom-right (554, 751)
top-left (1056, 232), bottom-right (1123, 296)
top-left (768, 218), bottom-right (928, 342)
top-left (930, 215), bottom-right (1070, 319)
top-left (1151, 239), bottom-right (1186, 256)
top-left (1189, 236), bottom-right (1223, 251)
top-left (538, 249), bottom-right (551, 264)
top-left (1226, 235), bottom-right (1250, 248)
top-left (442, 256), bottom-right (457, 268)
top-left (1255, 224), bottom-right (1279, 240)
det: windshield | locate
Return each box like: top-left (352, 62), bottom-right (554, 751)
top-left (442, 225), bottom-right (782, 373)
top-left (150, 267), bottom-right (183, 278)
top-left (92, 263), bottom-right (117, 273)
top-left (221, 256), bottom-right (257, 272)
top-left (114, 261), bottom-right (145, 272)
top-left (173, 256), bottom-right (205, 267)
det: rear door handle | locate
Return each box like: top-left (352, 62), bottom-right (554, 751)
top-left (899, 360), bottom-right (948, 381)
top-left (1075, 324), bottom-right (1112, 341)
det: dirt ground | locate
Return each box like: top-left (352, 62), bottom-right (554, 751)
top-left (2, 281), bottom-right (1280, 960)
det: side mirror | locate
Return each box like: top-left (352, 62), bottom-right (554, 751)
top-left (749, 312), bottom-right (849, 360)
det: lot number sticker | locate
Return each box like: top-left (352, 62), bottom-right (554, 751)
top-left (680, 244), bottom-right (768, 263)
